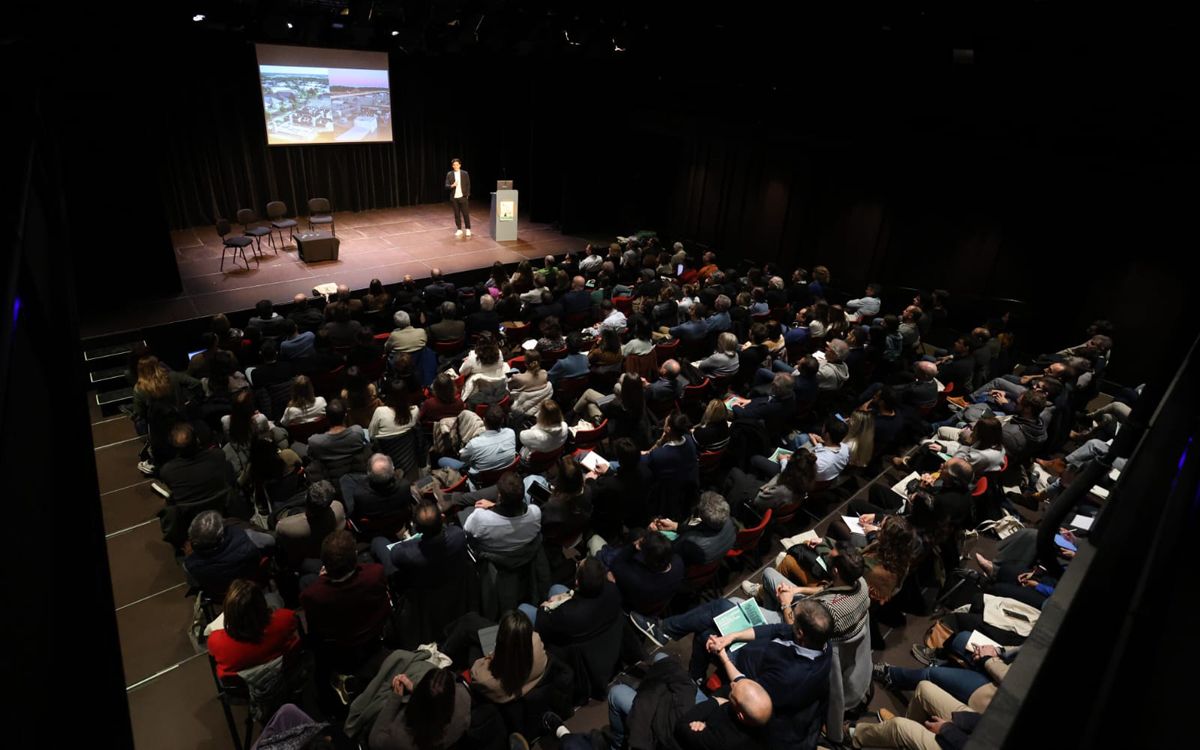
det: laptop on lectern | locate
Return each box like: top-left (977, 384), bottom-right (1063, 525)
top-left (496, 180), bottom-right (513, 190)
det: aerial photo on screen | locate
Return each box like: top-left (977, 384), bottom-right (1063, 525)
top-left (260, 65), bottom-right (392, 144)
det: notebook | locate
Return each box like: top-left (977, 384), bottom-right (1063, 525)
top-left (966, 630), bottom-right (1002, 652)
top-left (842, 515), bottom-right (866, 535)
top-left (1070, 514), bottom-right (1094, 531)
top-left (769, 447), bottom-right (794, 465)
top-left (713, 599), bottom-right (767, 652)
top-left (891, 471), bottom-right (922, 498)
top-left (577, 451), bottom-right (609, 472)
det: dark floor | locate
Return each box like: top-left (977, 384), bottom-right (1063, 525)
top-left (83, 203), bottom-right (594, 338)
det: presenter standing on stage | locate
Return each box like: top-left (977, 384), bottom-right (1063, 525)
top-left (445, 158), bottom-right (471, 237)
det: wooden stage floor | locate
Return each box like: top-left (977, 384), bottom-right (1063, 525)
top-left (82, 202), bottom-right (592, 338)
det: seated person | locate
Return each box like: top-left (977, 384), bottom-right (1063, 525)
top-left (845, 282), bottom-right (882, 321)
top-left (369, 668), bottom-right (472, 750)
top-left (733, 373), bottom-right (794, 428)
top-left (598, 529), bottom-right (685, 615)
top-left (816, 339), bottom-right (851, 391)
top-left (587, 438), bottom-right (654, 537)
top-left (538, 458), bottom-right (594, 546)
top-left (518, 557), bottom-right (622, 646)
top-left (159, 423), bottom-right (236, 506)
top-left (469, 610), bottom-right (549, 704)
top-left (743, 545), bottom-right (870, 642)
top-left (723, 450), bottom-right (817, 513)
top-left (417, 373), bottom-right (464, 424)
top-left (669, 303), bottom-right (709, 342)
top-left (207, 579), bottom-right (301, 679)
top-left (850, 679), bottom-right (982, 750)
top-left (692, 399), bottom-right (732, 452)
top-left (340, 453), bottom-right (415, 521)
top-left (384, 310), bottom-right (428, 355)
top-left (371, 501), bottom-right (469, 578)
top-left (647, 359), bottom-right (688, 403)
top-left (306, 399), bottom-right (371, 481)
top-left (509, 350), bottom-right (553, 420)
top-left (299, 529), bottom-right (392, 657)
top-left (633, 600), bottom-right (834, 748)
top-left (280, 374), bottom-right (326, 426)
top-left (804, 416), bottom-right (851, 483)
top-left (606, 652), bottom-right (772, 750)
top-left (548, 332), bottom-right (590, 386)
top-left (651, 491), bottom-right (736, 566)
top-left (696, 332), bottom-right (741, 379)
top-left (437, 404), bottom-right (517, 477)
top-left (183, 510), bottom-right (274, 593)
top-left (462, 471), bottom-right (542, 555)
top-left (275, 480), bottom-right (345, 569)
top-left (645, 413), bottom-right (700, 486)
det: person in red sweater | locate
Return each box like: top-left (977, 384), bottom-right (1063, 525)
top-left (299, 529), bottom-right (392, 661)
top-left (207, 580), bottom-right (300, 679)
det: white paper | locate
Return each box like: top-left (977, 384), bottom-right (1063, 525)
top-left (892, 471), bottom-right (922, 498)
top-left (781, 530), bottom-right (821, 548)
top-left (578, 451), bottom-right (608, 472)
top-left (842, 515), bottom-right (865, 535)
top-left (1091, 485), bottom-right (1110, 499)
top-left (966, 630), bottom-right (1001, 652)
top-left (1070, 514), bottom-right (1094, 531)
top-left (1108, 468), bottom-right (1121, 481)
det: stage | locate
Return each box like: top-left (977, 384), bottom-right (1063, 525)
top-left (81, 203), bottom-right (592, 338)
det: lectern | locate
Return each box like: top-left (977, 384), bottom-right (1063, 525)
top-left (490, 182), bottom-right (518, 241)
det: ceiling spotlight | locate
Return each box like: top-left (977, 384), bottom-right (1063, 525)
top-left (391, 30), bottom-right (399, 36)
top-left (286, 21), bottom-right (294, 29)
top-left (192, 14), bottom-right (205, 22)
top-left (613, 39), bottom-right (625, 52)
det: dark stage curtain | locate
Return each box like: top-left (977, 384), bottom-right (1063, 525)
top-left (156, 34), bottom-right (527, 230)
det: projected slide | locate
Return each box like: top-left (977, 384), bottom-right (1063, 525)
top-left (257, 44), bottom-right (392, 145)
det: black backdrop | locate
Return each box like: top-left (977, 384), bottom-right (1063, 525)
top-left (46, 11), bottom-right (1197, 386)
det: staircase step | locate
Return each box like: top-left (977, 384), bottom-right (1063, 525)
top-left (97, 386), bottom-right (135, 407)
top-left (84, 340), bottom-right (144, 364)
top-left (90, 366), bottom-right (128, 384)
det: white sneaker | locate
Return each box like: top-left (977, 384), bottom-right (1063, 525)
top-left (137, 460), bottom-right (155, 476)
top-left (741, 580), bottom-right (762, 597)
top-left (464, 228), bottom-right (472, 237)
top-left (455, 229), bottom-right (464, 237)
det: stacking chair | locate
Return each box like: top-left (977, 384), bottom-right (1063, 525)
top-left (307, 198), bottom-right (335, 235)
top-left (266, 201), bottom-right (299, 249)
top-left (236, 208), bottom-right (275, 257)
top-left (217, 219), bottom-right (256, 271)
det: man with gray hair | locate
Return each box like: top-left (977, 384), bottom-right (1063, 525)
top-left (650, 491), bottom-right (736, 565)
top-left (466, 292), bottom-right (501, 337)
top-left (182, 510), bottom-right (274, 592)
top-left (384, 309), bottom-right (427, 355)
top-left (703, 294), bottom-right (733, 334)
top-left (339, 453), bottom-right (415, 522)
top-left (817, 338), bottom-right (851, 391)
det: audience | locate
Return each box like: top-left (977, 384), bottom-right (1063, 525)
top-left (124, 247), bottom-right (1111, 745)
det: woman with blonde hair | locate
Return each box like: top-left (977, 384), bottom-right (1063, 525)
top-left (696, 332), bottom-right (740, 378)
top-left (281, 374), bottom-right (327, 426)
top-left (518, 399), bottom-right (569, 461)
top-left (843, 411), bottom-right (875, 468)
top-left (692, 399), bottom-right (731, 452)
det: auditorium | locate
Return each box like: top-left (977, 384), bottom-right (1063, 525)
top-left (3, 3), bottom-right (1196, 749)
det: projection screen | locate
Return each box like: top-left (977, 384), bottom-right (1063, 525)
top-left (256, 44), bottom-right (392, 145)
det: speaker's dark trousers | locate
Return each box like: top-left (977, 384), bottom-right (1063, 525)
top-left (451, 197), bottom-right (471, 229)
